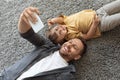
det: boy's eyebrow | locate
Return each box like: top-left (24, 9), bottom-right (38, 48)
top-left (49, 31), bottom-right (58, 44)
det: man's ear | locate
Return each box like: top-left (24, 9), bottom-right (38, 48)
top-left (74, 55), bottom-right (81, 60)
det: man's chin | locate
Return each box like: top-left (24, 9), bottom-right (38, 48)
top-left (60, 48), bottom-right (65, 54)
top-left (60, 51), bottom-right (68, 57)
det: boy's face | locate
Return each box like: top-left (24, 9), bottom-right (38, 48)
top-left (49, 24), bottom-right (67, 43)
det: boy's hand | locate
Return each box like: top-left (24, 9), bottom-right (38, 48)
top-left (47, 19), bottom-right (55, 27)
top-left (82, 14), bottom-right (100, 40)
top-left (92, 14), bottom-right (100, 26)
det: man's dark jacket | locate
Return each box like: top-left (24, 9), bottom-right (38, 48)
top-left (0, 29), bottom-right (76, 80)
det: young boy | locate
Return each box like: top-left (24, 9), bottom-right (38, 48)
top-left (48, 0), bottom-right (120, 40)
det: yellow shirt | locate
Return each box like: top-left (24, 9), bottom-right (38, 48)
top-left (61, 9), bottom-right (101, 40)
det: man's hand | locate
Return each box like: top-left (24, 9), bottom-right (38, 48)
top-left (18, 7), bottom-right (40, 33)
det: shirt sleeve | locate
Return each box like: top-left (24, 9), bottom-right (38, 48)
top-left (19, 28), bottom-right (45, 47)
top-left (65, 32), bottom-right (82, 40)
top-left (59, 14), bottom-right (67, 23)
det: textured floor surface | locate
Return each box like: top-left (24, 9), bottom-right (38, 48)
top-left (0, 0), bottom-right (120, 80)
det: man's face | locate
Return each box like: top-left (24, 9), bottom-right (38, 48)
top-left (49, 24), bottom-right (67, 43)
top-left (59, 38), bottom-right (84, 61)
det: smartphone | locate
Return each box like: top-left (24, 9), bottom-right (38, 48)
top-left (29, 13), bottom-right (44, 33)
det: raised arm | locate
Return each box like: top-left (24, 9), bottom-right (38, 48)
top-left (18, 7), bottom-right (45, 47)
top-left (47, 16), bottom-right (64, 26)
top-left (80, 14), bottom-right (100, 40)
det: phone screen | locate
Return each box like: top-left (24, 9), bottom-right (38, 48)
top-left (29, 13), bottom-right (44, 33)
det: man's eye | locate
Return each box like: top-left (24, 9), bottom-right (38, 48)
top-left (73, 45), bottom-right (78, 50)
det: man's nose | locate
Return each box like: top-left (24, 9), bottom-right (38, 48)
top-left (67, 43), bottom-right (72, 51)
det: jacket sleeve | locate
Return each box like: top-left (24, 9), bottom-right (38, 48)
top-left (20, 28), bottom-right (45, 47)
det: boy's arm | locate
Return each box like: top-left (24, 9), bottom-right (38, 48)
top-left (80, 14), bottom-right (100, 40)
top-left (47, 17), bottom-right (64, 26)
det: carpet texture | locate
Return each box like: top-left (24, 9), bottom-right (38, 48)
top-left (0, 0), bottom-right (120, 80)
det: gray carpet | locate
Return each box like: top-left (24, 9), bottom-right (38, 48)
top-left (0, 0), bottom-right (120, 80)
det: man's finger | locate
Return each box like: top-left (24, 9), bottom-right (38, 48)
top-left (22, 11), bottom-right (31, 25)
top-left (29, 7), bottom-right (40, 15)
top-left (22, 16), bottom-right (29, 25)
top-left (34, 8), bottom-right (40, 15)
top-left (26, 9), bottom-right (37, 23)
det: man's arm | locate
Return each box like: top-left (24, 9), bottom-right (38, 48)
top-left (18, 7), bottom-right (45, 47)
top-left (80, 14), bottom-right (100, 40)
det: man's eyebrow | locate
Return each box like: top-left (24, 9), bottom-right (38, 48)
top-left (72, 39), bottom-right (79, 49)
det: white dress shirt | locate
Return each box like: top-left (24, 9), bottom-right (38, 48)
top-left (17, 50), bottom-right (68, 80)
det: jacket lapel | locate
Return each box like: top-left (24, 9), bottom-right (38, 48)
top-left (28, 64), bottom-right (76, 78)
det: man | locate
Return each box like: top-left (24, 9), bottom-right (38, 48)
top-left (48, 0), bottom-right (120, 40)
top-left (0, 7), bottom-right (87, 80)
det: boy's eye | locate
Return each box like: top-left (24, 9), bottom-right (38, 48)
top-left (69, 41), bottom-right (72, 43)
top-left (55, 28), bottom-right (58, 31)
top-left (59, 30), bottom-right (62, 34)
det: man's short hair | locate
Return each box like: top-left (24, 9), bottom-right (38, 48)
top-left (78, 37), bottom-right (87, 56)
